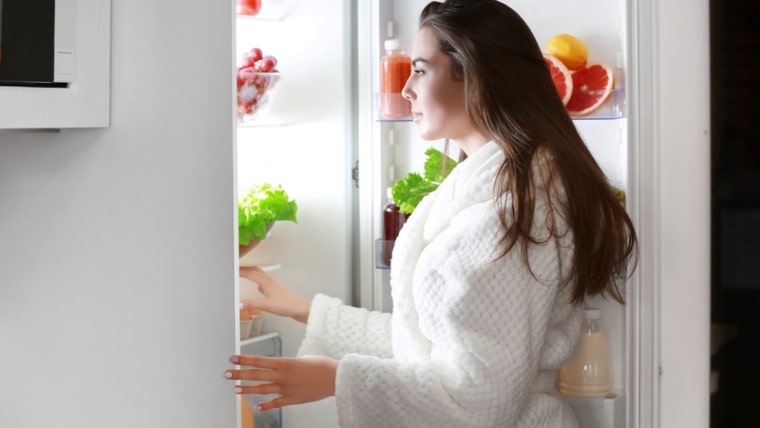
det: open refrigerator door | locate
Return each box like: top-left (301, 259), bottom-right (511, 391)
top-left (233, 0), bottom-right (354, 427)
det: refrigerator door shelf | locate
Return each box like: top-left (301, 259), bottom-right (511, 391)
top-left (569, 88), bottom-right (626, 120)
top-left (563, 392), bottom-right (626, 428)
top-left (374, 239), bottom-right (394, 270)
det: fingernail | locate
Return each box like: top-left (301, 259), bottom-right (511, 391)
top-left (256, 405), bottom-right (263, 412)
top-left (224, 371), bottom-right (232, 379)
top-left (230, 355), bottom-right (239, 364)
top-left (239, 302), bottom-right (245, 309)
top-left (234, 386), bottom-right (243, 393)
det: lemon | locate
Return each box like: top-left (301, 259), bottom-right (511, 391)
top-left (546, 34), bottom-right (588, 70)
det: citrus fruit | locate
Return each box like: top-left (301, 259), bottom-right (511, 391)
top-left (544, 54), bottom-right (573, 106)
top-left (566, 63), bottom-right (614, 116)
top-left (546, 34), bottom-right (588, 70)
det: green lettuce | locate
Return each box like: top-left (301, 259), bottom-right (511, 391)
top-left (238, 183), bottom-right (297, 245)
top-left (392, 147), bottom-right (457, 214)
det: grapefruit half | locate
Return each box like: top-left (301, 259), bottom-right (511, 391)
top-left (544, 54), bottom-right (573, 106)
top-left (566, 63), bottom-right (614, 116)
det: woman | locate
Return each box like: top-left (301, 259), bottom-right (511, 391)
top-left (225, 0), bottom-right (638, 426)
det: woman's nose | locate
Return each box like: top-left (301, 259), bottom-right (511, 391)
top-left (401, 77), bottom-right (414, 101)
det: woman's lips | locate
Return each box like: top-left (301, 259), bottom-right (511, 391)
top-left (411, 112), bottom-right (422, 122)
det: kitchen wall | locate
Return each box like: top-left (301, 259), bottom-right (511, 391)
top-left (0, 1), bottom-right (237, 427)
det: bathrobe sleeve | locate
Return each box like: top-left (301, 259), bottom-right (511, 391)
top-left (297, 294), bottom-right (394, 359)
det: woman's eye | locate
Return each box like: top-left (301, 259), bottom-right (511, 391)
top-left (413, 69), bottom-right (425, 76)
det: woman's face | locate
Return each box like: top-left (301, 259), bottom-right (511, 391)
top-left (402, 27), bottom-right (484, 150)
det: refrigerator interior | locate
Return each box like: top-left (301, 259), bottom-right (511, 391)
top-left (233, 0), bottom-right (637, 426)
top-left (356, 0), bottom-right (635, 426)
top-left (234, 0), bottom-right (353, 427)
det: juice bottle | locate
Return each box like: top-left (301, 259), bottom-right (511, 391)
top-left (379, 39), bottom-right (412, 120)
top-left (382, 188), bottom-right (406, 266)
top-left (557, 307), bottom-right (611, 397)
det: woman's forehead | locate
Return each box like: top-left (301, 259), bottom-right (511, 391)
top-left (412, 27), bottom-right (443, 62)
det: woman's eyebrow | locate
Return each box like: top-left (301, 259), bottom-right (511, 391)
top-left (412, 58), bottom-right (429, 67)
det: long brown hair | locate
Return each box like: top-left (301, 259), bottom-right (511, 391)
top-left (420, 0), bottom-right (637, 304)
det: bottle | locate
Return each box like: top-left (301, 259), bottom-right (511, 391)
top-left (379, 39), bottom-right (412, 120)
top-left (382, 188), bottom-right (406, 266)
top-left (557, 307), bottom-right (611, 397)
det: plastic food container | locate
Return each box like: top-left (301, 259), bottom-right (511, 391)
top-left (237, 71), bottom-right (281, 123)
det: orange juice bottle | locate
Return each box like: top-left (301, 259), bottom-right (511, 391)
top-left (379, 39), bottom-right (412, 119)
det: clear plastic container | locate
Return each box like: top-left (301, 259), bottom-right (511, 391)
top-left (557, 307), bottom-right (611, 397)
top-left (379, 39), bottom-right (412, 120)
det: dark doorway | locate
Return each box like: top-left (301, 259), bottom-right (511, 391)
top-left (710, 0), bottom-right (760, 426)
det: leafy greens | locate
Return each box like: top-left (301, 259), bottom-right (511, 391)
top-left (238, 183), bottom-right (298, 245)
top-left (391, 147), bottom-right (457, 214)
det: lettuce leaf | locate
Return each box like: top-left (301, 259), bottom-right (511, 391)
top-left (238, 183), bottom-right (297, 245)
top-left (422, 147), bottom-right (457, 182)
top-left (392, 148), bottom-right (457, 214)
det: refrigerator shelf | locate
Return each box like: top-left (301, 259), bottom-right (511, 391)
top-left (374, 88), bottom-right (626, 122)
top-left (562, 391), bottom-right (626, 428)
top-left (374, 239), bottom-right (393, 270)
top-left (240, 331), bottom-right (280, 349)
top-left (569, 88), bottom-right (626, 120)
top-left (236, 0), bottom-right (298, 21)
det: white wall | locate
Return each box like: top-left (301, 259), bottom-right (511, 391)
top-left (0, 1), bottom-right (237, 427)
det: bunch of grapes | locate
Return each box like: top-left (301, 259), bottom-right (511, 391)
top-left (236, 47), bottom-right (280, 121)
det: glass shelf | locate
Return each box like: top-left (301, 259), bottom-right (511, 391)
top-left (236, 0), bottom-right (298, 21)
top-left (240, 331), bottom-right (280, 349)
top-left (374, 239), bottom-right (393, 270)
top-left (570, 88), bottom-right (626, 120)
top-left (374, 88), bottom-right (626, 122)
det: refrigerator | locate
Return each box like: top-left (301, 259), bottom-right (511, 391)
top-left (232, 0), bottom-right (674, 427)
top-left (357, 1), bottom-right (633, 426)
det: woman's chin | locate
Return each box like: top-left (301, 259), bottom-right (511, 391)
top-left (416, 127), bottom-right (439, 141)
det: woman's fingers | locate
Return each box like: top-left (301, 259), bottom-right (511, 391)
top-left (255, 396), bottom-right (293, 412)
top-left (224, 355), bottom-right (338, 411)
top-left (235, 382), bottom-right (281, 396)
top-left (225, 355), bottom-right (286, 382)
top-left (239, 266), bottom-right (267, 284)
top-left (230, 354), bottom-right (284, 369)
top-left (225, 368), bottom-right (278, 382)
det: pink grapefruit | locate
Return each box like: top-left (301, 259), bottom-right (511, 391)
top-left (544, 54), bottom-right (573, 106)
top-left (566, 63), bottom-right (614, 116)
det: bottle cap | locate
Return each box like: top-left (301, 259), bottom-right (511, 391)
top-left (384, 38), bottom-right (402, 51)
top-left (584, 307), bottom-right (601, 320)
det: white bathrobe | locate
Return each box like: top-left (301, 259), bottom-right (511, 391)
top-left (298, 141), bottom-right (583, 427)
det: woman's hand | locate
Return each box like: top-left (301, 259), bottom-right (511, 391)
top-left (224, 355), bottom-right (338, 411)
top-left (239, 266), bottom-right (311, 323)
